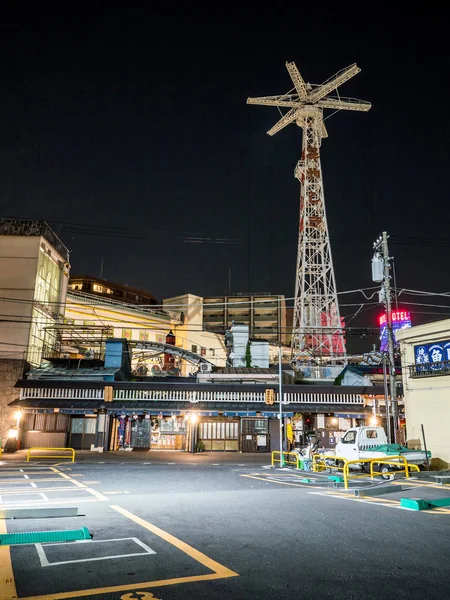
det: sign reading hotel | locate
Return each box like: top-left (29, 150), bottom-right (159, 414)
top-left (379, 310), bottom-right (412, 352)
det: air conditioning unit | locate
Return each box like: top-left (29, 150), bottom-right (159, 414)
top-left (199, 362), bottom-right (212, 373)
top-left (84, 349), bottom-right (94, 359)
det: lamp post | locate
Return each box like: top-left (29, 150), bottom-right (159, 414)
top-left (278, 344), bottom-right (283, 466)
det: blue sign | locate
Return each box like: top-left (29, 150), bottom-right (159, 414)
top-left (414, 345), bottom-right (429, 364)
top-left (429, 343), bottom-right (444, 370)
top-left (444, 341), bottom-right (450, 361)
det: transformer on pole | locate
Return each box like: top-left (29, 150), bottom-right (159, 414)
top-left (247, 62), bottom-right (371, 369)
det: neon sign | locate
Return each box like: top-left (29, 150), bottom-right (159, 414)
top-left (379, 309), bottom-right (412, 352)
top-left (379, 311), bottom-right (411, 326)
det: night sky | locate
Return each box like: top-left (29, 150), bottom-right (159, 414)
top-left (1, 9), bottom-right (449, 351)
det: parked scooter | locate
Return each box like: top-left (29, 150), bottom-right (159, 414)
top-left (298, 436), bottom-right (336, 472)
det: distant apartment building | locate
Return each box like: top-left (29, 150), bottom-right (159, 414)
top-left (69, 275), bottom-right (157, 306)
top-left (0, 218), bottom-right (70, 440)
top-left (202, 293), bottom-right (288, 345)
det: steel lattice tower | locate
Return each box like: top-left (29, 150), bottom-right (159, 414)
top-left (247, 62), bottom-right (370, 365)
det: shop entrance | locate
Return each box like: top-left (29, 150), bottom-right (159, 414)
top-left (68, 416), bottom-right (97, 450)
top-left (130, 418), bottom-right (151, 449)
top-left (241, 418), bottom-right (269, 453)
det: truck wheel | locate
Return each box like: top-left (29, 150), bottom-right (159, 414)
top-left (379, 465), bottom-right (391, 480)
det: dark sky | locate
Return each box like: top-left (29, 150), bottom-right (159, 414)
top-left (1, 9), bottom-right (449, 351)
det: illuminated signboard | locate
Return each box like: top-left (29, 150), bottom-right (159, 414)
top-left (379, 310), bottom-right (412, 353)
top-left (414, 340), bottom-right (450, 371)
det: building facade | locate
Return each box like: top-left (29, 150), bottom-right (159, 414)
top-left (69, 275), bottom-right (157, 305)
top-left (0, 218), bottom-right (69, 442)
top-left (202, 294), bottom-right (288, 345)
top-left (163, 294), bottom-right (228, 375)
top-left (12, 376), bottom-right (377, 453)
top-left (397, 319), bottom-right (450, 468)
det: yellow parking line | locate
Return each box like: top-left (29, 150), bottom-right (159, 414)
top-left (0, 518), bottom-right (17, 600)
top-left (50, 467), bottom-right (108, 501)
top-left (14, 506), bottom-right (238, 600)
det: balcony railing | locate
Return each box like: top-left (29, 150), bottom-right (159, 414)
top-left (409, 360), bottom-right (450, 378)
top-left (20, 387), bottom-right (365, 405)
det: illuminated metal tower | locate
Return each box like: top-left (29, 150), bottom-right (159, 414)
top-left (247, 62), bottom-right (370, 365)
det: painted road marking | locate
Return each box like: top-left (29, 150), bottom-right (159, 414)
top-left (240, 473), bottom-right (315, 488)
top-left (120, 592), bottom-right (160, 600)
top-left (2, 505), bottom-right (238, 600)
top-left (35, 537), bottom-right (156, 567)
top-left (308, 491), bottom-right (450, 514)
top-left (0, 487), bottom-right (93, 495)
top-left (50, 467), bottom-right (108, 501)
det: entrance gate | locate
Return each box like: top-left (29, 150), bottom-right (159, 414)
top-left (241, 418), bottom-right (269, 453)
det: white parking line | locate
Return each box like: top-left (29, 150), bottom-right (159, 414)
top-left (40, 493), bottom-right (48, 501)
top-left (35, 537), bottom-right (156, 567)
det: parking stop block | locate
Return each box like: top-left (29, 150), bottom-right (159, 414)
top-left (400, 497), bottom-right (450, 511)
top-left (0, 526), bottom-right (92, 546)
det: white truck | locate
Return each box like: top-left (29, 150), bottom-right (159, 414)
top-left (335, 426), bottom-right (430, 474)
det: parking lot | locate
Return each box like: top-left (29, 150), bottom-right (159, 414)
top-left (1, 457), bottom-right (450, 600)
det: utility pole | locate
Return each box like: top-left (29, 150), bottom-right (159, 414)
top-left (278, 344), bottom-right (284, 466)
top-left (372, 232), bottom-right (398, 443)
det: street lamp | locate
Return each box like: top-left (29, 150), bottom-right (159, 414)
top-left (4, 426), bottom-right (19, 453)
top-left (278, 344), bottom-right (283, 466)
top-left (190, 413), bottom-right (198, 453)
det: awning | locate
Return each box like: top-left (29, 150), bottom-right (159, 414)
top-left (9, 397), bottom-right (370, 417)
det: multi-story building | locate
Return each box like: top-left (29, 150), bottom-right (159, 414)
top-left (69, 275), bottom-right (157, 306)
top-left (0, 218), bottom-right (69, 440)
top-left (12, 338), bottom-right (377, 452)
top-left (202, 293), bottom-right (288, 345)
top-left (53, 291), bottom-right (227, 377)
top-left (163, 293), bottom-right (228, 375)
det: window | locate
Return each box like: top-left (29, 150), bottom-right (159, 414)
top-left (139, 331), bottom-right (149, 342)
top-left (106, 288), bottom-right (113, 294)
top-left (71, 283), bottom-right (83, 291)
top-left (341, 431), bottom-right (356, 444)
top-left (191, 345), bottom-right (198, 354)
top-left (199, 421), bottom-right (238, 440)
top-left (207, 348), bottom-right (215, 357)
top-left (366, 429), bottom-right (379, 439)
top-left (93, 284), bottom-right (103, 293)
top-left (122, 329), bottom-right (132, 340)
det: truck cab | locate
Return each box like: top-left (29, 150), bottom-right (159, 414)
top-left (336, 426), bottom-right (388, 461)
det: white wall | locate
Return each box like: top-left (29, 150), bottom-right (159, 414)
top-left (397, 319), bottom-right (450, 468)
top-left (0, 236), bottom-right (40, 358)
top-left (163, 294), bottom-right (227, 375)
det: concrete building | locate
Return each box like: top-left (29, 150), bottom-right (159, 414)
top-left (69, 275), bottom-right (157, 306)
top-left (12, 342), bottom-right (377, 452)
top-left (163, 293), bottom-right (227, 375)
top-left (396, 319), bottom-right (450, 468)
top-left (224, 323), bottom-right (269, 369)
top-left (202, 293), bottom-right (288, 345)
top-left (0, 218), bottom-right (69, 442)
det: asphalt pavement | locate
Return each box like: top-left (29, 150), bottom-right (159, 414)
top-left (1, 459), bottom-right (450, 600)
